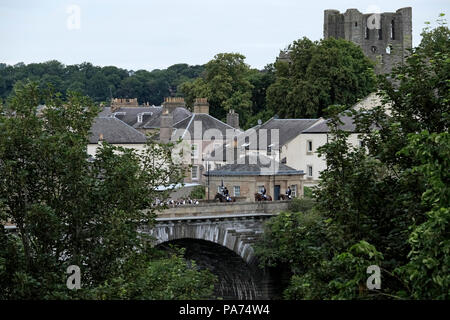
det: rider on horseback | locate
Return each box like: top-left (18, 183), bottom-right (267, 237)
top-left (223, 186), bottom-right (231, 202)
top-left (286, 186), bottom-right (292, 199)
top-left (261, 185), bottom-right (267, 200)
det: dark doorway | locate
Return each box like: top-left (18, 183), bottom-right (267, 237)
top-left (274, 185), bottom-right (280, 200)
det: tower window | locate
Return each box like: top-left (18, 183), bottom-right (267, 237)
top-left (371, 46), bottom-right (377, 53)
top-left (355, 22), bottom-right (358, 27)
top-left (365, 27), bottom-right (369, 39)
top-left (378, 28), bottom-right (382, 40)
top-left (391, 20), bottom-right (395, 39)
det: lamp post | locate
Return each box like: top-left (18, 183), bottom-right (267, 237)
top-left (268, 143), bottom-right (275, 200)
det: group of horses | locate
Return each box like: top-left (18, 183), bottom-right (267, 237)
top-left (214, 192), bottom-right (292, 202)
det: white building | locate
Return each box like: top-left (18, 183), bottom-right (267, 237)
top-left (87, 117), bottom-right (147, 157)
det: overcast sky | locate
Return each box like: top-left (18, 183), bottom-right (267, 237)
top-left (0, 0), bottom-right (448, 71)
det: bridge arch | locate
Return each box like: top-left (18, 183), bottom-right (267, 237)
top-left (143, 214), bottom-right (273, 266)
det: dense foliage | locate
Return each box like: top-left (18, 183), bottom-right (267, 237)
top-left (256, 18), bottom-right (449, 300)
top-left (266, 37), bottom-right (376, 119)
top-left (0, 83), bottom-right (216, 299)
top-left (179, 53), bottom-right (275, 128)
top-left (0, 61), bottom-right (204, 106)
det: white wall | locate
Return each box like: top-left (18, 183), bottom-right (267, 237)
top-left (282, 133), bottom-right (362, 185)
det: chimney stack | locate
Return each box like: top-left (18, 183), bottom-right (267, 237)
top-left (226, 109), bottom-right (239, 129)
top-left (193, 98), bottom-right (209, 114)
top-left (160, 97), bottom-right (185, 143)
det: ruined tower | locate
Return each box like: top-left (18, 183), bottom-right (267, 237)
top-left (324, 7), bottom-right (412, 74)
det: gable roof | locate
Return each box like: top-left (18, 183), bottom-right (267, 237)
top-left (204, 155), bottom-right (304, 176)
top-left (302, 116), bottom-right (356, 133)
top-left (98, 106), bottom-right (192, 130)
top-left (253, 118), bottom-right (320, 147)
top-left (89, 117), bottom-right (147, 144)
top-left (143, 107), bottom-right (192, 129)
top-left (172, 113), bottom-right (242, 140)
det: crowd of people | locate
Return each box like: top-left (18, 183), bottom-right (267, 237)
top-left (152, 197), bottom-right (200, 208)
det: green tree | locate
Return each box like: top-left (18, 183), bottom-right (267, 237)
top-left (180, 53), bottom-right (254, 125)
top-left (0, 82), bottom-right (216, 299)
top-left (267, 37), bottom-right (376, 118)
top-left (256, 17), bottom-right (449, 300)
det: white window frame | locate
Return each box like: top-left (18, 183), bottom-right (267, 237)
top-left (191, 165), bottom-right (198, 180)
top-left (291, 185), bottom-right (297, 198)
top-left (191, 143), bottom-right (199, 159)
top-left (307, 140), bottom-right (313, 153)
top-left (307, 165), bottom-right (313, 177)
top-left (233, 186), bottom-right (240, 197)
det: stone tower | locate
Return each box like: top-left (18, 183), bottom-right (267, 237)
top-left (324, 7), bottom-right (412, 74)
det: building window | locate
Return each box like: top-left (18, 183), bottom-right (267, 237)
top-left (378, 28), bottom-right (382, 40)
top-left (307, 140), bottom-right (313, 153)
top-left (365, 27), bottom-right (369, 39)
top-left (354, 22), bottom-right (358, 27)
top-left (258, 185), bottom-right (265, 193)
top-left (191, 144), bottom-right (199, 159)
top-left (234, 186), bottom-right (240, 197)
top-left (191, 165), bottom-right (198, 180)
top-left (291, 185), bottom-right (297, 198)
top-left (216, 163), bottom-right (222, 169)
top-left (307, 165), bottom-right (313, 177)
top-left (391, 20), bottom-right (395, 39)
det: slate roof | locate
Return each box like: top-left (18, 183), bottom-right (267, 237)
top-left (204, 155), bottom-right (304, 176)
top-left (248, 118), bottom-right (320, 149)
top-left (172, 113), bottom-right (241, 140)
top-left (302, 116), bottom-right (356, 133)
top-left (143, 107), bottom-right (192, 129)
top-left (98, 106), bottom-right (192, 130)
top-left (88, 117), bottom-right (147, 144)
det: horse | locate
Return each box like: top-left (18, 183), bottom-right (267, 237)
top-left (254, 193), bottom-right (272, 201)
top-left (279, 194), bottom-right (292, 200)
top-left (214, 193), bottom-right (236, 203)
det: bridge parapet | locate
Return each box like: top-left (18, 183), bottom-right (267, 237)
top-left (156, 200), bottom-right (290, 219)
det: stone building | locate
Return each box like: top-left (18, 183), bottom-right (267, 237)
top-left (87, 117), bottom-right (147, 157)
top-left (170, 98), bottom-right (243, 184)
top-left (324, 7), bottom-right (412, 74)
top-left (204, 155), bottom-right (305, 201)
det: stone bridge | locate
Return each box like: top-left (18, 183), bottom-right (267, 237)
top-left (139, 201), bottom-right (291, 299)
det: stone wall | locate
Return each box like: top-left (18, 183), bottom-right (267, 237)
top-left (324, 7), bottom-right (412, 74)
top-left (156, 200), bottom-right (290, 218)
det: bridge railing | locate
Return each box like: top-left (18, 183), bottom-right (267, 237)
top-left (156, 200), bottom-right (291, 218)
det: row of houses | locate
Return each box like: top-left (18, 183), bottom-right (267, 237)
top-left (89, 93), bottom-right (383, 201)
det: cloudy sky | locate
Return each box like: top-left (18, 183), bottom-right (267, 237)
top-left (0, 0), bottom-right (448, 71)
